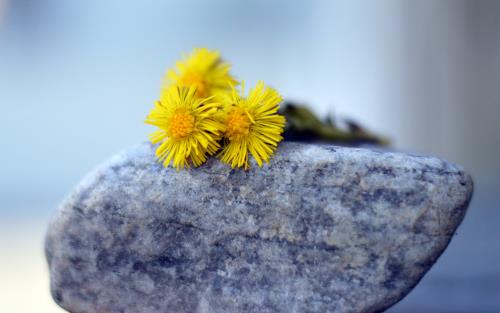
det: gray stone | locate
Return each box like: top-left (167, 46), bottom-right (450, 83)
top-left (45, 142), bottom-right (473, 313)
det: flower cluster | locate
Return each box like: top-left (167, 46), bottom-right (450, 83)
top-left (145, 48), bottom-right (286, 170)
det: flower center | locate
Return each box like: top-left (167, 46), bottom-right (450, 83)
top-left (169, 111), bottom-right (195, 139)
top-left (225, 108), bottom-right (252, 141)
top-left (180, 72), bottom-right (209, 98)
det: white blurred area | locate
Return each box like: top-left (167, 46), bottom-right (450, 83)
top-left (0, 1), bottom-right (499, 312)
top-left (1, 219), bottom-right (64, 312)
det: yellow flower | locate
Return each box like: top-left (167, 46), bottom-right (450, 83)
top-left (219, 81), bottom-right (286, 169)
top-left (167, 48), bottom-right (238, 99)
top-left (145, 86), bottom-right (223, 170)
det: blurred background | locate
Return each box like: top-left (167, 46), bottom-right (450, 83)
top-left (1, 0), bottom-right (499, 312)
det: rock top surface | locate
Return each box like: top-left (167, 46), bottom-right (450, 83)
top-left (45, 142), bottom-right (473, 313)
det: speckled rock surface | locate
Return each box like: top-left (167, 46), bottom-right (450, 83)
top-left (45, 142), bottom-right (473, 313)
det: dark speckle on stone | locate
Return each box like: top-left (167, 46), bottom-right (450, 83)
top-left (383, 258), bottom-right (404, 289)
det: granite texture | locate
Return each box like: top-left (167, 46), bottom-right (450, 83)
top-left (45, 142), bottom-right (473, 313)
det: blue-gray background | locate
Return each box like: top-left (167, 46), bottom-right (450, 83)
top-left (1, 1), bottom-right (499, 312)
